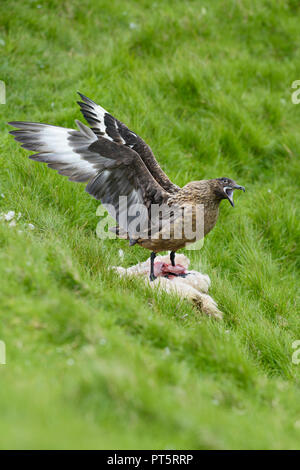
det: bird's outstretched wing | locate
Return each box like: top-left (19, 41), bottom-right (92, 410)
top-left (77, 93), bottom-right (179, 194)
top-left (8, 120), bottom-right (169, 238)
top-left (8, 120), bottom-right (100, 182)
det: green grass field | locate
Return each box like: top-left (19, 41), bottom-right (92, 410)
top-left (0, 0), bottom-right (300, 450)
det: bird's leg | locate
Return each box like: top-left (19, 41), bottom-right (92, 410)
top-left (150, 252), bottom-right (157, 281)
top-left (170, 251), bottom-right (176, 267)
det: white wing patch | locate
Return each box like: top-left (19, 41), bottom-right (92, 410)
top-left (9, 121), bottom-right (100, 182)
top-left (77, 94), bottom-right (114, 142)
top-left (92, 103), bottom-right (114, 141)
top-left (39, 127), bottom-right (91, 168)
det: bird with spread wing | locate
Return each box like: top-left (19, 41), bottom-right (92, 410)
top-left (8, 94), bottom-right (245, 280)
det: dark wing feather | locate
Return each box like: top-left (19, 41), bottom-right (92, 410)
top-left (86, 138), bottom-right (169, 238)
top-left (77, 93), bottom-right (179, 194)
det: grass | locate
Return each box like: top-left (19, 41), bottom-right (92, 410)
top-left (0, 0), bottom-right (300, 449)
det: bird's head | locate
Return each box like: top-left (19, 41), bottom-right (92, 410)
top-left (213, 177), bottom-right (245, 207)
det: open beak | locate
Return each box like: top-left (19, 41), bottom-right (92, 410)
top-left (224, 184), bottom-right (245, 207)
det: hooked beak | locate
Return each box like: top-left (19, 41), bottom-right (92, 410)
top-left (233, 184), bottom-right (245, 192)
top-left (224, 184), bottom-right (245, 207)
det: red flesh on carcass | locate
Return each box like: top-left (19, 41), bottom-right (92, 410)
top-left (153, 262), bottom-right (187, 279)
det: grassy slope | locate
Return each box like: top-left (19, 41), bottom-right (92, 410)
top-left (0, 0), bottom-right (300, 449)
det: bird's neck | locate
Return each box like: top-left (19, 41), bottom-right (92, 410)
top-left (176, 181), bottom-right (222, 207)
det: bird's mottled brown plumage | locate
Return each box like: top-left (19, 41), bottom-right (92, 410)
top-left (8, 93), bottom-right (245, 279)
top-left (136, 180), bottom-right (230, 252)
top-left (169, 180), bottom-right (222, 236)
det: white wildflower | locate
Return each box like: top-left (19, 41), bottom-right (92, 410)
top-left (4, 211), bottom-right (15, 221)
